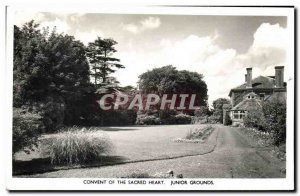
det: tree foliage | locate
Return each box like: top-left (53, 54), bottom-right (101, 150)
top-left (194, 106), bottom-right (211, 117)
top-left (243, 108), bottom-right (266, 130)
top-left (243, 98), bottom-right (286, 146)
top-left (138, 65), bottom-right (208, 107)
top-left (211, 98), bottom-right (231, 123)
top-left (13, 107), bottom-right (45, 155)
top-left (86, 37), bottom-right (124, 86)
top-left (13, 21), bottom-right (93, 130)
top-left (262, 98), bottom-right (286, 146)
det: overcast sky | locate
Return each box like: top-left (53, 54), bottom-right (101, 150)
top-left (15, 12), bottom-right (288, 106)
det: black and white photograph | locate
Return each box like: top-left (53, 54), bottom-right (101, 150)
top-left (3, 4), bottom-right (295, 191)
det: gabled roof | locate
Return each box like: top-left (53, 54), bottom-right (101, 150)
top-left (231, 92), bottom-right (262, 111)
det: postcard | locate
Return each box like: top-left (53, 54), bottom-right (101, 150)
top-left (4, 3), bottom-right (295, 191)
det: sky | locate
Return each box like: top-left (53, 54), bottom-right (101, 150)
top-left (14, 11), bottom-right (288, 106)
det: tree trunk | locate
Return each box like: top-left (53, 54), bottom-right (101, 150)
top-left (103, 50), bottom-right (107, 83)
top-left (94, 66), bottom-right (97, 85)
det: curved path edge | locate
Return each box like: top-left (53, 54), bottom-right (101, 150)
top-left (15, 125), bottom-right (221, 176)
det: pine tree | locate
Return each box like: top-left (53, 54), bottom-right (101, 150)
top-left (86, 37), bottom-right (124, 86)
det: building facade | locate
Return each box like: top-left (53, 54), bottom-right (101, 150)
top-left (224, 66), bottom-right (286, 126)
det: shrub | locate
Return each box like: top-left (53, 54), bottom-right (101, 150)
top-left (185, 126), bottom-right (213, 140)
top-left (48, 127), bottom-right (113, 165)
top-left (191, 116), bottom-right (209, 124)
top-left (185, 128), bottom-right (203, 140)
top-left (194, 106), bottom-right (210, 117)
top-left (263, 99), bottom-right (286, 146)
top-left (243, 109), bottom-right (267, 131)
top-left (243, 98), bottom-right (286, 146)
top-left (25, 97), bottom-right (65, 133)
top-left (13, 107), bottom-right (45, 155)
top-left (37, 97), bottom-right (65, 133)
top-left (119, 110), bottom-right (137, 125)
top-left (207, 115), bottom-right (220, 124)
top-left (175, 113), bottom-right (192, 124)
top-left (158, 110), bottom-right (177, 124)
top-left (136, 114), bottom-right (160, 125)
top-left (98, 110), bottom-right (137, 126)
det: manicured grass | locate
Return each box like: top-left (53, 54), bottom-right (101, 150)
top-left (14, 124), bottom-right (218, 175)
top-left (102, 124), bottom-right (216, 162)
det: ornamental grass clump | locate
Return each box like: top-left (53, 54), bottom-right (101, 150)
top-left (49, 127), bottom-right (113, 165)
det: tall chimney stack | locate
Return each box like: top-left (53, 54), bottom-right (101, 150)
top-left (275, 66), bottom-right (284, 88)
top-left (246, 67), bottom-right (252, 88)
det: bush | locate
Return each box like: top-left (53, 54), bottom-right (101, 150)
top-left (136, 114), bottom-right (160, 125)
top-left (243, 98), bottom-right (286, 146)
top-left (175, 113), bottom-right (192, 124)
top-left (97, 110), bottom-right (137, 126)
top-left (194, 106), bottom-right (210, 117)
top-left (13, 107), bottom-right (45, 155)
top-left (185, 128), bottom-right (204, 140)
top-left (185, 126), bottom-right (213, 140)
top-left (263, 99), bottom-right (286, 146)
top-left (243, 109), bottom-right (267, 131)
top-left (191, 116), bottom-right (208, 124)
top-left (48, 127), bottom-right (113, 165)
top-left (24, 97), bottom-right (65, 133)
top-left (37, 97), bottom-right (65, 133)
top-left (158, 110), bottom-right (177, 124)
top-left (207, 115), bottom-right (220, 124)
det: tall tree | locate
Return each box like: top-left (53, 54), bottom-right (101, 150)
top-left (13, 21), bottom-right (93, 129)
top-left (212, 98), bottom-right (231, 123)
top-left (86, 37), bottom-right (124, 86)
top-left (138, 65), bottom-right (208, 109)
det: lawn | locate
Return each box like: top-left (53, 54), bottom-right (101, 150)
top-left (14, 124), bottom-right (219, 175)
top-left (101, 124), bottom-right (217, 161)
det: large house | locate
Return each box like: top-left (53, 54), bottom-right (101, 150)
top-left (223, 66), bottom-right (287, 126)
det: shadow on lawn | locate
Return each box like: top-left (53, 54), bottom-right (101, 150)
top-left (100, 125), bottom-right (166, 132)
top-left (100, 127), bottom-right (139, 132)
top-left (13, 155), bottom-right (127, 176)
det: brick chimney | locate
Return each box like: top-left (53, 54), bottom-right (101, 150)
top-left (275, 66), bottom-right (284, 88)
top-left (246, 67), bottom-right (252, 88)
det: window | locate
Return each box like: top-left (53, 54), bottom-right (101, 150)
top-left (233, 111), bottom-right (245, 119)
top-left (239, 111), bottom-right (245, 119)
top-left (233, 111), bottom-right (239, 119)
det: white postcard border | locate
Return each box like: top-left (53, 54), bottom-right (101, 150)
top-left (4, 4), bottom-right (295, 191)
